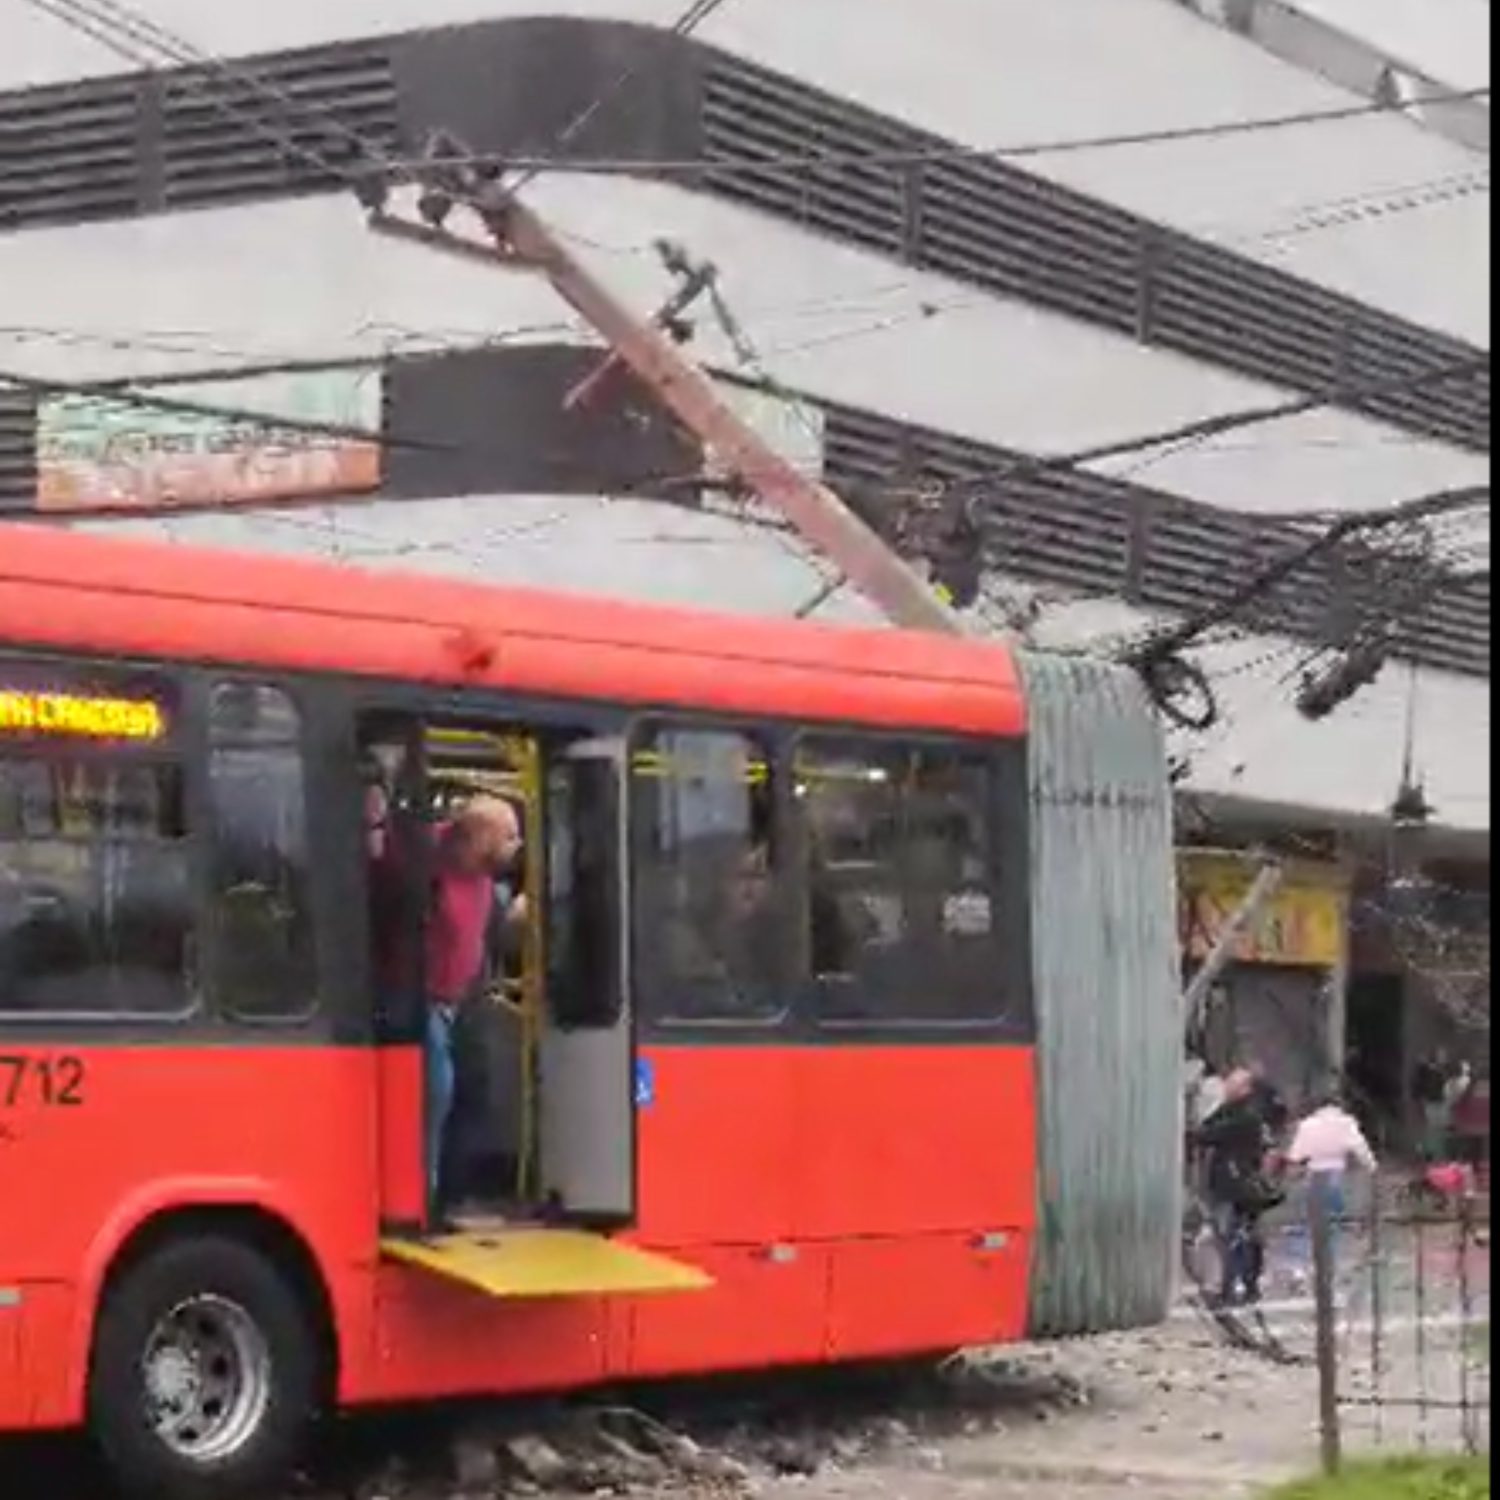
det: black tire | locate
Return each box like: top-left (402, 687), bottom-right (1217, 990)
top-left (88, 1235), bottom-right (320, 1500)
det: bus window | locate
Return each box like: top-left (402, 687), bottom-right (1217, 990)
top-left (0, 745), bottom-right (192, 1019)
top-left (795, 738), bottom-right (1004, 1028)
top-left (547, 745), bottom-right (623, 1033)
top-left (632, 726), bottom-right (786, 1027)
top-left (206, 683), bottom-right (318, 1023)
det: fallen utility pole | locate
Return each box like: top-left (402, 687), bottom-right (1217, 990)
top-left (363, 152), bottom-right (960, 636)
top-left (1183, 854), bottom-right (1284, 1037)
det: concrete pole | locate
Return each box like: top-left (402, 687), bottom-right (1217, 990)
top-left (1183, 856), bottom-right (1284, 1037)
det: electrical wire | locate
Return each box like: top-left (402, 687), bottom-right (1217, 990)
top-left (19, 0), bottom-right (1493, 405)
top-left (18, 0), bottom-right (1491, 198)
top-left (10, 11), bottom-right (1493, 499)
top-left (400, 86), bottom-right (1495, 179)
top-left (19, 0), bottom-right (1491, 429)
top-left (3, 348), bottom-right (1490, 534)
top-left (1125, 486), bottom-right (1491, 674)
top-left (15, 0), bottom-right (377, 185)
top-left (0, 316), bottom-right (593, 387)
top-left (4, 303), bottom-right (1484, 491)
top-left (17, 0), bottom-right (1491, 678)
top-left (917, 355), bottom-right (1491, 505)
top-left (0, 280), bottom-right (939, 370)
top-left (496, 0), bottom-right (743, 202)
top-left (1235, 487), bottom-right (1493, 530)
top-left (77, 492), bottom-right (654, 570)
top-left (740, 167), bottom-right (1495, 373)
top-left (0, 364), bottom-right (441, 455)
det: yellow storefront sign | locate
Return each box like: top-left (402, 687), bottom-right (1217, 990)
top-left (1178, 852), bottom-right (1347, 969)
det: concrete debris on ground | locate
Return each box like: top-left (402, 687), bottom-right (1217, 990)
top-left (0, 1313), bottom-right (1484, 1500)
top-left (285, 1355), bottom-right (1093, 1500)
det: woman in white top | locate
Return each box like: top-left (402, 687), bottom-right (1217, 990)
top-left (1287, 1086), bottom-right (1378, 1229)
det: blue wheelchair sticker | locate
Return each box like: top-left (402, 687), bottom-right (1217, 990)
top-left (634, 1058), bottom-right (656, 1110)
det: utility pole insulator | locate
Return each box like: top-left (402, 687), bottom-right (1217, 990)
top-left (564, 252), bottom-right (718, 415)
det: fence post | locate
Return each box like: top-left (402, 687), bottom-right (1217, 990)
top-left (1457, 1195), bottom-right (1478, 1455)
top-left (1368, 1173), bottom-right (1384, 1445)
top-left (1311, 1182), bottom-right (1343, 1475)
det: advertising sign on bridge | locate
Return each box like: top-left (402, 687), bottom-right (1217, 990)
top-left (37, 367), bottom-right (383, 513)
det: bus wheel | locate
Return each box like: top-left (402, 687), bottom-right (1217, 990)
top-left (88, 1235), bottom-right (319, 1500)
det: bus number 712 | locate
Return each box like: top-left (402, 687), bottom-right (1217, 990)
top-left (0, 1055), bottom-right (87, 1109)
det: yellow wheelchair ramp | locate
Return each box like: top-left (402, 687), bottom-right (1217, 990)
top-left (381, 1227), bottom-right (712, 1300)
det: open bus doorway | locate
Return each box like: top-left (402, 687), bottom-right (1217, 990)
top-left (423, 725), bottom-right (539, 1224)
top-left (358, 713), bottom-right (634, 1238)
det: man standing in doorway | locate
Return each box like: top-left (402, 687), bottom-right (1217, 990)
top-left (423, 797), bottom-right (525, 1225)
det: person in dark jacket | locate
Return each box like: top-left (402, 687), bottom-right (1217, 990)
top-left (1193, 1067), bottom-right (1285, 1306)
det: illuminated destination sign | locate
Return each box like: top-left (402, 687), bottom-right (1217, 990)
top-left (0, 691), bottom-right (167, 742)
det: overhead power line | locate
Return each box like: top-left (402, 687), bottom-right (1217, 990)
top-left (2, 345), bottom-right (1490, 525)
top-left (506, 0), bottom-right (740, 198)
top-left (20, 0), bottom-right (1490, 196)
top-left (14, 0), bottom-right (744, 274)
top-left (1129, 484), bottom-right (1491, 666)
top-left (1122, 483), bottom-right (1490, 732)
top-left (407, 86), bottom-right (1494, 180)
top-left (17, 0), bottom-right (374, 185)
top-left (0, 365), bottom-right (442, 455)
top-left (898, 353), bottom-right (1492, 506)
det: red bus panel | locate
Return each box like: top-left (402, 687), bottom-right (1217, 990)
top-left (0, 1047), bottom-right (382, 1422)
top-left (827, 1233), bottom-right (1030, 1361)
top-left (792, 1047), bottom-right (1037, 1240)
top-left (634, 1048), bottom-right (801, 1246)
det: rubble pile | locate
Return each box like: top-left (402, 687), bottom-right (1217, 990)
top-left (294, 1356), bottom-right (1093, 1500)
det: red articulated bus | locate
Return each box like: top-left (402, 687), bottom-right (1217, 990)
top-left (0, 526), bottom-right (1037, 1498)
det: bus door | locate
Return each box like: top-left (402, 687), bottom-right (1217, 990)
top-left (360, 716), bottom-right (432, 1234)
top-left (371, 719), bottom-right (708, 1298)
top-left (537, 736), bottom-right (633, 1226)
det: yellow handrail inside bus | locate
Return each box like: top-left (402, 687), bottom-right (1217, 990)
top-left (499, 734), bottom-right (546, 1206)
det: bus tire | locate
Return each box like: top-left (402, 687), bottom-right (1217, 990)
top-left (88, 1234), bottom-right (319, 1500)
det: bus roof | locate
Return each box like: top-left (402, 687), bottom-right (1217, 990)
top-left (0, 523), bottom-right (1025, 737)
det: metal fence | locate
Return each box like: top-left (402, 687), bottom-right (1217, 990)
top-left (1181, 1164), bottom-right (1491, 1469)
top-left (1308, 1174), bottom-right (1491, 1471)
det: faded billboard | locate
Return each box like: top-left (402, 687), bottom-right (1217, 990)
top-left (37, 367), bottom-right (383, 512)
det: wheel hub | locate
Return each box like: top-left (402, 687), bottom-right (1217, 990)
top-left (145, 1345), bottom-right (200, 1408)
top-left (141, 1295), bottom-right (273, 1464)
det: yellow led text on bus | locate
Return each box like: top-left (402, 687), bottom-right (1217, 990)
top-left (0, 690), bottom-right (167, 742)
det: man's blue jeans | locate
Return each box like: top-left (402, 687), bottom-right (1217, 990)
top-left (425, 1003), bottom-right (458, 1210)
top-left (1214, 1202), bottom-right (1266, 1306)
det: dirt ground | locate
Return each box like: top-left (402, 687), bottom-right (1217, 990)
top-left (0, 1302), bottom-right (1485, 1500)
top-left (668, 1304), bottom-right (1487, 1500)
top-left (723, 1317), bottom-right (1339, 1500)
